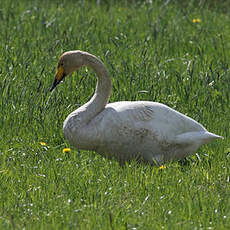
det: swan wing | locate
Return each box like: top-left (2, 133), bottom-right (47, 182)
top-left (130, 104), bottom-right (156, 121)
top-left (109, 101), bottom-right (156, 122)
top-left (107, 101), bottom-right (208, 142)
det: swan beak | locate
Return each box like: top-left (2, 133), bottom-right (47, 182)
top-left (50, 78), bottom-right (59, 91)
top-left (50, 66), bottom-right (66, 91)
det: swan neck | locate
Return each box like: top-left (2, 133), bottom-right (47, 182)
top-left (77, 52), bottom-right (112, 125)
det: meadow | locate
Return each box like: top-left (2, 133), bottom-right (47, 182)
top-left (0, 0), bottom-right (230, 229)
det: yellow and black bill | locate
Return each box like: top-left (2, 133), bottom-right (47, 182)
top-left (50, 66), bottom-right (66, 91)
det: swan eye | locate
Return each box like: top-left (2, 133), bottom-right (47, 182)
top-left (58, 62), bottom-right (64, 68)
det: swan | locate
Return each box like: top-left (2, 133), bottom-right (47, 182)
top-left (50, 50), bottom-right (222, 165)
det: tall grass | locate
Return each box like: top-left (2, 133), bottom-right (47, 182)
top-left (0, 0), bottom-right (230, 229)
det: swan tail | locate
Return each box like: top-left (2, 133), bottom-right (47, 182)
top-left (200, 131), bottom-right (223, 144)
top-left (175, 131), bottom-right (223, 145)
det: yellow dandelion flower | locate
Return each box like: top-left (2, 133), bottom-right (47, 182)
top-left (40, 142), bottom-right (46, 146)
top-left (63, 148), bottom-right (71, 153)
top-left (159, 165), bottom-right (166, 170)
top-left (192, 18), bottom-right (201, 23)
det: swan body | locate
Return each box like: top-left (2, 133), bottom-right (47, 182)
top-left (51, 50), bottom-right (222, 165)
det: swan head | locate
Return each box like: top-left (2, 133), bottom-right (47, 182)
top-left (50, 50), bottom-right (84, 91)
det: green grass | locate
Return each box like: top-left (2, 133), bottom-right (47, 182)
top-left (0, 0), bottom-right (230, 229)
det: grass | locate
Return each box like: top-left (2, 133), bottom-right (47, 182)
top-left (0, 0), bottom-right (230, 229)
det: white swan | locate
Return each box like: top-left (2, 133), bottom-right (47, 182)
top-left (50, 50), bottom-right (222, 165)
